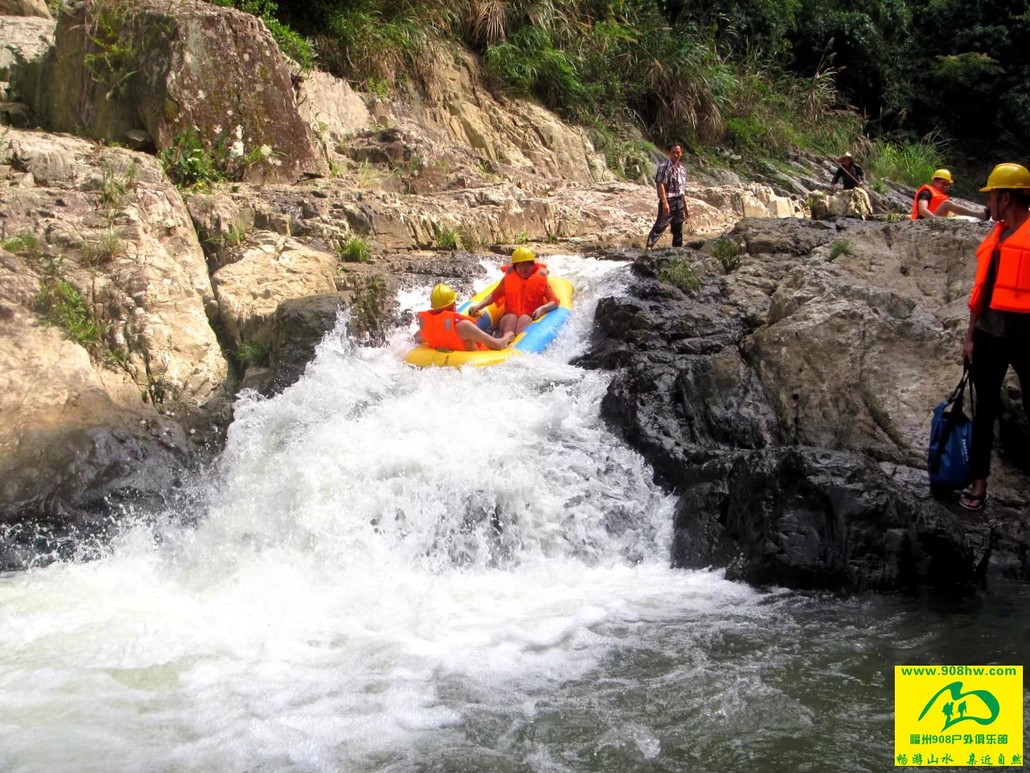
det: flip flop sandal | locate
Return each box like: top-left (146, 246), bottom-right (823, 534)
top-left (959, 491), bottom-right (988, 511)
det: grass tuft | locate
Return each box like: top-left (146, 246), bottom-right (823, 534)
top-left (337, 235), bottom-right (372, 263)
top-left (659, 258), bottom-right (701, 294)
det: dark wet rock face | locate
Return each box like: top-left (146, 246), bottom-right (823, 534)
top-left (584, 220), bottom-right (1030, 594)
top-left (0, 424), bottom-right (197, 571)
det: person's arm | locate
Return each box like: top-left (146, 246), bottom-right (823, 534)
top-left (916, 191), bottom-right (935, 219)
top-left (468, 286), bottom-right (501, 317)
top-left (963, 309), bottom-right (978, 363)
top-left (657, 181), bottom-right (670, 214)
top-left (830, 168), bottom-right (843, 188)
top-left (531, 286), bottom-right (560, 321)
top-left (939, 200), bottom-right (992, 219)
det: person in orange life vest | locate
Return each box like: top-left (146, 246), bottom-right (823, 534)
top-left (415, 283), bottom-right (514, 351)
top-left (466, 247), bottom-right (559, 336)
top-left (911, 168), bottom-right (991, 220)
top-left (957, 163), bottom-right (1030, 511)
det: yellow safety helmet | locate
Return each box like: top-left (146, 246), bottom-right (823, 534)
top-left (511, 246), bottom-right (536, 264)
top-left (430, 283), bottom-right (456, 310)
top-left (931, 169), bottom-right (954, 184)
top-left (979, 163), bottom-right (1030, 192)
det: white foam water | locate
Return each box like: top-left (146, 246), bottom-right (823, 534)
top-left (0, 256), bottom-right (774, 772)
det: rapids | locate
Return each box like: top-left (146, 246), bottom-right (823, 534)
top-left (1, 256), bottom-right (1027, 772)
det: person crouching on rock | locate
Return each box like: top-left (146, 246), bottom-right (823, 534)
top-left (416, 283), bottom-right (514, 351)
top-left (467, 247), bottom-right (559, 337)
top-left (959, 163), bottom-right (1030, 511)
top-left (912, 168), bottom-right (991, 220)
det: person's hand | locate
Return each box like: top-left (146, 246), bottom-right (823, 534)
top-left (467, 303), bottom-right (480, 317)
top-left (661, 200), bottom-right (670, 214)
top-left (962, 338), bottom-right (974, 364)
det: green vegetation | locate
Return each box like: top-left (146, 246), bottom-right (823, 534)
top-left (659, 259), bottom-right (701, 295)
top-left (37, 274), bottom-right (101, 349)
top-left (2, 233), bottom-right (40, 256)
top-left (159, 129), bottom-right (227, 188)
top-left (200, 0), bottom-right (1022, 181)
top-left (829, 239), bottom-right (853, 261)
top-left (225, 222), bottom-right (249, 247)
top-left (98, 159), bottom-right (139, 212)
top-left (256, 0), bottom-right (867, 170)
top-left (712, 238), bottom-right (742, 274)
top-left (82, 230), bottom-right (126, 268)
top-left (83, 0), bottom-right (139, 100)
top-left (866, 139), bottom-right (943, 189)
top-left (515, 230), bottom-right (529, 245)
top-left (159, 129), bottom-right (272, 189)
top-left (435, 228), bottom-right (459, 250)
top-left (236, 338), bottom-right (270, 367)
top-left (337, 235), bottom-right (372, 263)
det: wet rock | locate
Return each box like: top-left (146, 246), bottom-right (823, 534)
top-left (0, 423), bottom-right (194, 571)
top-left (264, 292), bottom-right (346, 395)
top-left (583, 218), bottom-right (1030, 593)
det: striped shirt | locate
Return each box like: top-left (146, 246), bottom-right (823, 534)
top-left (655, 158), bottom-right (687, 198)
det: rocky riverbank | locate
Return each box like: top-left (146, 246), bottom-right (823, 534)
top-left (578, 218), bottom-right (1029, 592)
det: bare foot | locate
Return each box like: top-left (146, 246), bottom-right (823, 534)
top-left (500, 332), bottom-right (515, 347)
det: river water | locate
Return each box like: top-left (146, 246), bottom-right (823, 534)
top-left (0, 256), bottom-right (1027, 772)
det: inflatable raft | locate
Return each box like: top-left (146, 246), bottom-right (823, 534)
top-left (404, 277), bottom-right (573, 368)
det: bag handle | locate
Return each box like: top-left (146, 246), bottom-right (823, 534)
top-left (948, 364), bottom-right (968, 403)
top-left (951, 360), bottom-right (976, 420)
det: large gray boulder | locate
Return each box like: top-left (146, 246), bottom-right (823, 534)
top-left (0, 0), bottom-right (50, 17)
top-left (23, 0), bottom-right (326, 182)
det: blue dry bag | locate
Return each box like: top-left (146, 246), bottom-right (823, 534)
top-left (927, 367), bottom-right (974, 493)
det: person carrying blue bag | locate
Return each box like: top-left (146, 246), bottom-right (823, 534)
top-left (958, 163), bottom-right (1030, 511)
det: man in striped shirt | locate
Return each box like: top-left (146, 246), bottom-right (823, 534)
top-left (645, 142), bottom-right (690, 249)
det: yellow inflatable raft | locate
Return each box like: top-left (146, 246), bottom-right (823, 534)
top-left (404, 277), bottom-right (574, 368)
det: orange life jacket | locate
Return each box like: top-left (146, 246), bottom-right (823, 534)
top-left (969, 218), bottom-right (1030, 315)
top-left (500, 262), bottom-right (550, 316)
top-left (910, 184), bottom-right (949, 220)
top-left (417, 309), bottom-right (483, 350)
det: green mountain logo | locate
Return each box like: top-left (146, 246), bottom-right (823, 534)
top-left (918, 681), bottom-right (1000, 732)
